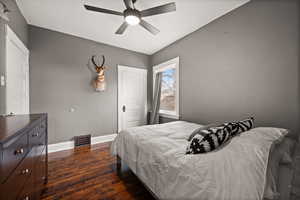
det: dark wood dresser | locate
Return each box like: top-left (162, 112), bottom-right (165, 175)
top-left (0, 114), bottom-right (48, 200)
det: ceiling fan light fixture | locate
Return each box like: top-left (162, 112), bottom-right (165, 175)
top-left (124, 9), bottom-right (140, 26)
top-left (125, 15), bottom-right (140, 25)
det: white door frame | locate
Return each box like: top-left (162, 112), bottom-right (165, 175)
top-left (5, 25), bottom-right (30, 114)
top-left (117, 65), bottom-right (147, 132)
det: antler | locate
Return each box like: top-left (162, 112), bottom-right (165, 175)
top-left (91, 55), bottom-right (105, 67)
top-left (91, 55), bottom-right (98, 67)
top-left (100, 55), bottom-right (105, 67)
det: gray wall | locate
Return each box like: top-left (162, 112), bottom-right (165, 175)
top-left (29, 26), bottom-right (150, 144)
top-left (151, 0), bottom-right (300, 134)
top-left (0, 0), bottom-right (28, 114)
top-left (23, 0), bottom-right (300, 143)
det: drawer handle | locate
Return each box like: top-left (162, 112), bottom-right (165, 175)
top-left (14, 148), bottom-right (24, 155)
top-left (32, 133), bottom-right (39, 137)
top-left (21, 168), bottom-right (30, 175)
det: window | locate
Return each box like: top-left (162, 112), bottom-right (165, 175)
top-left (153, 57), bottom-right (179, 119)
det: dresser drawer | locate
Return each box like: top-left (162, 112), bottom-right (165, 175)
top-left (34, 132), bottom-right (46, 156)
top-left (1, 149), bottom-right (34, 200)
top-left (29, 126), bottom-right (46, 148)
top-left (40, 120), bottom-right (46, 134)
top-left (17, 172), bottom-right (36, 200)
top-left (2, 133), bottom-right (29, 181)
top-left (35, 147), bottom-right (47, 199)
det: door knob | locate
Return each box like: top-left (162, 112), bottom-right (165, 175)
top-left (122, 105), bottom-right (126, 112)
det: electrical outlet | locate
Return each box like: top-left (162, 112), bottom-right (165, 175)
top-left (0, 75), bottom-right (5, 86)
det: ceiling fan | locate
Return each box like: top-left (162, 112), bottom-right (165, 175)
top-left (84, 0), bottom-right (176, 35)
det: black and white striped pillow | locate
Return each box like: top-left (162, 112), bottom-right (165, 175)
top-left (186, 117), bottom-right (254, 154)
top-left (186, 123), bottom-right (236, 154)
top-left (187, 123), bottom-right (220, 141)
top-left (231, 117), bottom-right (254, 136)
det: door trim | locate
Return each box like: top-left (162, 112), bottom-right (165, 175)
top-left (117, 65), bottom-right (147, 133)
top-left (5, 25), bottom-right (30, 114)
top-left (5, 25), bottom-right (29, 55)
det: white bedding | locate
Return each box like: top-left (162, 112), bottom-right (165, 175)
top-left (110, 121), bottom-right (287, 200)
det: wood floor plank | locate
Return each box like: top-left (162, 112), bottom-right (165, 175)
top-left (41, 143), bottom-right (154, 200)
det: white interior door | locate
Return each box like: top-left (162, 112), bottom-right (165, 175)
top-left (118, 65), bottom-right (147, 132)
top-left (5, 25), bottom-right (29, 115)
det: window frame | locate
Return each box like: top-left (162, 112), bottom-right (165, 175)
top-left (153, 57), bottom-right (179, 119)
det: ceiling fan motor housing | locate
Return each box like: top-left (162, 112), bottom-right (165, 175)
top-left (124, 9), bottom-right (141, 19)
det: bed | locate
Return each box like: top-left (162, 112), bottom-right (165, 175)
top-left (110, 121), bottom-right (298, 200)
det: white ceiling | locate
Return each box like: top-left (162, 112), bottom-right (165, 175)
top-left (16, 0), bottom-right (249, 55)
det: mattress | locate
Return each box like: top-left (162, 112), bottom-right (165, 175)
top-left (111, 121), bottom-right (291, 200)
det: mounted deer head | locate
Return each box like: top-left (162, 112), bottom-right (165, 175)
top-left (90, 55), bottom-right (106, 92)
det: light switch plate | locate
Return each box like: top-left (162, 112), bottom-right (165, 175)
top-left (0, 75), bottom-right (5, 86)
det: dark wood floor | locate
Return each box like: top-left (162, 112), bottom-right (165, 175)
top-left (41, 142), bottom-right (154, 200)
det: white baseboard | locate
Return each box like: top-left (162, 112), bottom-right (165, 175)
top-left (48, 134), bottom-right (117, 153)
top-left (48, 140), bottom-right (74, 153)
top-left (91, 134), bottom-right (117, 144)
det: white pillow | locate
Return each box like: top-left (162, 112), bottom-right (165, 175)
top-left (249, 128), bottom-right (292, 200)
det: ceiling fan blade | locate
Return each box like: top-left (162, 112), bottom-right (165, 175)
top-left (115, 22), bottom-right (129, 34)
top-left (140, 20), bottom-right (160, 35)
top-left (123, 0), bottom-right (134, 9)
top-left (84, 5), bottom-right (123, 16)
top-left (140, 2), bottom-right (176, 17)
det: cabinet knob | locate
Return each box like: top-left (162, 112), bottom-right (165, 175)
top-left (32, 133), bottom-right (39, 137)
top-left (23, 196), bottom-right (29, 200)
top-left (21, 168), bottom-right (29, 175)
top-left (15, 148), bottom-right (24, 155)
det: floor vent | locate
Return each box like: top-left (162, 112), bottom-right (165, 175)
top-left (74, 134), bottom-right (91, 147)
